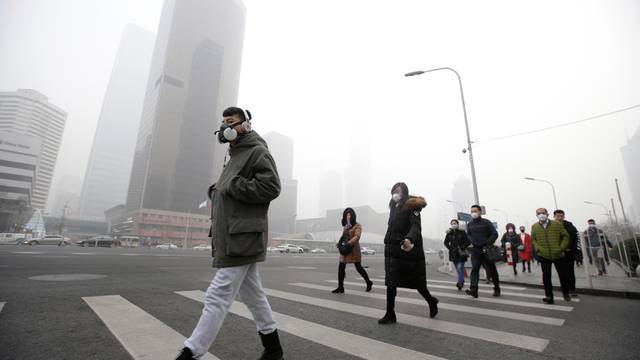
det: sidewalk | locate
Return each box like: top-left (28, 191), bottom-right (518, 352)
top-left (438, 260), bottom-right (640, 299)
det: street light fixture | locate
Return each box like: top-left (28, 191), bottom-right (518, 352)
top-left (405, 67), bottom-right (479, 206)
top-left (584, 201), bottom-right (613, 223)
top-left (524, 177), bottom-right (558, 209)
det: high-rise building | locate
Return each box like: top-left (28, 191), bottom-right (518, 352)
top-left (319, 170), bottom-right (344, 217)
top-left (0, 131), bottom-right (41, 231)
top-left (77, 24), bottom-right (154, 220)
top-left (263, 132), bottom-right (297, 233)
top-left (121, 0), bottom-right (246, 244)
top-left (621, 126), bottom-right (640, 223)
top-left (451, 175), bottom-right (474, 212)
top-left (0, 89), bottom-right (67, 210)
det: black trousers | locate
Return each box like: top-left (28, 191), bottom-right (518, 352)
top-left (539, 256), bottom-right (570, 298)
top-left (338, 261), bottom-right (370, 287)
top-left (386, 285), bottom-right (434, 312)
top-left (470, 250), bottom-right (500, 291)
top-left (565, 252), bottom-right (576, 292)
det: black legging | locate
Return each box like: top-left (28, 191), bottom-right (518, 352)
top-left (338, 262), bottom-right (370, 287)
top-left (386, 285), bottom-right (435, 312)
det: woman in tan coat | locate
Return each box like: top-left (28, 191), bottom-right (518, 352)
top-left (332, 208), bottom-right (373, 294)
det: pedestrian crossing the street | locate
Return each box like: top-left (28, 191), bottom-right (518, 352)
top-left (14, 275), bottom-right (582, 360)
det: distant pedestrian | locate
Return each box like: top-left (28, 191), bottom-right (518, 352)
top-left (500, 223), bottom-right (522, 276)
top-left (518, 225), bottom-right (533, 273)
top-left (582, 219), bottom-right (613, 276)
top-left (379, 182), bottom-right (438, 324)
top-left (331, 208), bottom-right (373, 294)
top-left (531, 208), bottom-right (571, 304)
top-left (177, 107), bottom-right (284, 360)
top-left (465, 205), bottom-right (501, 298)
top-left (553, 210), bottom-right (580, 297)
top-left (444, 219), bottom-right (471, 291)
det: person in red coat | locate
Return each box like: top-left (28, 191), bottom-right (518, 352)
top-left (518, 225), bottom-right (533, 273)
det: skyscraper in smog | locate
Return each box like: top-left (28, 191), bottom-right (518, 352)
top-left (122, 0), bottom-right (246, 243)
top-left (78, 24), bottom-right (154, 220)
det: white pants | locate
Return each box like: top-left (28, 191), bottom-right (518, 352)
top-left (184, 263), bottom-right (277, 358)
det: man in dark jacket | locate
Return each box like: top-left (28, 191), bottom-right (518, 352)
top-left (554, 210), bottom-right (579, 297)
top-left (465, 205), bottom-right (500, 298)
top-left (178, 107), bottom-right (283, 360)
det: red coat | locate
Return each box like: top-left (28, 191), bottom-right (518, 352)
top-left (519, 233), bottom-right (533, 261)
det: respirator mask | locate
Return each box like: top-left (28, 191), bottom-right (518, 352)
top-left (216, 109), bottom-right (252, 143)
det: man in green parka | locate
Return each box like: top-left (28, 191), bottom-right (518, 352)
top-left (178, 107), bottom-right (284, 360)
top-left (531, 207), bottom-right (571, 304)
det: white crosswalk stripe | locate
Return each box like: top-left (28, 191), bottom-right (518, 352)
top-left (367, 278), bottom-right (580, 302)
top-left (83, 295), bottom-right (219, 360)
top-left (371, 277), bottom-right (527, 291)
top-left (291, 283), bottom-right (564, 326)
top-left (0, 302), bottom-right (4, 314)
top-left (329, 280), bottom-right (574, 312)
top-left (176, 290), bottom-right (446, 360)
top-left (230, 287), bottom-right (551, 352)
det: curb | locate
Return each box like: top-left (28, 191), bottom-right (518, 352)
top-left (436, 265), bottom-right (640, 300)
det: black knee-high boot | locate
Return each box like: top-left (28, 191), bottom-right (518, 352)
top-left (418, 285), bottom-right (439, 318)
top-left (332, 263), bottom-right (346, 293)
top-left (378, 287), bottom-right (397, 324)
top-left (354, 262), bottom-right (373, 292)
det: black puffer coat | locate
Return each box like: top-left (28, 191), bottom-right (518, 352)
top-left (384, 196), bottom-right (427, 289)
top-left (444, 229), bottom-right (471, 263)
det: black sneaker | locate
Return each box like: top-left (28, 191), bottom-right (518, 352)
top-left (331, 287), bottom-right (344, 294)
top-left (563, 294), bottom-right (572, 302)
top-left (542, 297), bottom-right (554, 304)
top-left (456, 283), bottom-right (463, 291)
top-left (176, 347), bottom-right (196, 360)
top-left (570, 292), bottom-right (579, 298)
top-left (378, 312), bottom-right (397, 324)
top-left (493, 289), bottom-right (501, 297)
top-left (365, 281), bottom-right (373, 292)
top-left (465, 289), bottom-right (478, 298)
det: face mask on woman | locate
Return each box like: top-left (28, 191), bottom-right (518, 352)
top-left (392, 193), bottom-right (402, 203)
top-left (507, 229), bottom-right (514, 234)
top-left (451, 223), bottom-right (459, 230)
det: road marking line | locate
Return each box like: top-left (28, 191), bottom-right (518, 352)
top-left (331, 280), bottom-right (573, 312)
top-left (121, 253), bottom-right (142, 256)
top-left (83, 295), bottom-right (218, 360)
top-left (371, 277), bottom-right (526, 291)
top-left (176, 290), bottom-right (446, 360)
top-left (72, 252), bottom-right (95, 255)
top-left (11, 251), bottom-right (44, 254)
top-left (292, 283), bottom-right (563, 326)
top-left (368, 278), bottom-right (578, 302)
top-left (252, 288), bottom-right (547, 352)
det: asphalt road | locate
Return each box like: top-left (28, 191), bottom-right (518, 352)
top-left (1, 245), bottom-right (639, 360)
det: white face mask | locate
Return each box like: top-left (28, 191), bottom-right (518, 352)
top-left (451, 224), bottom-right (459, 230)
top-left (392, 193), bottom-right (402, 203)
top-left (508, 229), bottom-right (514, 233)
top-left (471, 212), bottom-right (480, 219)
top-left (537, 214), bottom-right (548, 222)
top-left (588, 224), bottom-right (596, 229)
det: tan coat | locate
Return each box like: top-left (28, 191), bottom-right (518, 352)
top-left (339, 223), bottom-right (362, 263)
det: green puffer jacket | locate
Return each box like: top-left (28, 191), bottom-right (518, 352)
top-left (531, 220), bottom-right (570, 261)
top-left (209, 131), bottom-right (281, 268)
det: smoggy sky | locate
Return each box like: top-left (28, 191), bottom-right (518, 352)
top-left (1, 0), bottom-right (639, 238)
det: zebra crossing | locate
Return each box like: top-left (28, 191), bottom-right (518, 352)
top-left (1, 275), bottom-right (580, 359)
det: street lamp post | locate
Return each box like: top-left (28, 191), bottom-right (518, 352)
top-left (524, 177), bottom-right (558, 210)
top-left (405, 67), bottom-right (479, 205)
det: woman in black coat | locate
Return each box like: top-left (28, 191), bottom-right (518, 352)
top-left (379, 182), bottom-right (439, 324)
top-left (443, 219), bottom-right (471, 291)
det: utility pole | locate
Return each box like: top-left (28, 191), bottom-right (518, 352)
top-left (615, 178), bottom-right (629, 224)
top-left (610, 198), bottom-right (620, 226)
top-left (58, 202), bottom-right (70, 235)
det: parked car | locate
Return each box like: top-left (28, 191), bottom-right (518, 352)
top-left (310, 248), bottom-right (327, 254)
top-left (192, 244), bottom-right (211, 251)
top-left (298, 245), bottom-right (311, 253)
top-left (25, 235), bottom-right (66, 246)
top-left (361, 247), bottom-right (376, 255)
top-left (156, 243), bottom-right (178, 250)
top-left (280, 244), bottom-right (304, 254)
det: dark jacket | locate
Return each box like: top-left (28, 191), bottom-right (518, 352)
top-left (384, 196), bottom-right (427, 289)
top-left (466, 217), bottom-right (498, 249)
top-left (444, 229), bottom-right (470, 263)
top-left (561, 220), bottom-right (579, 256)
top-left (208, 131), bottom-right (281, 268)
top-left (500, 232), bottom-right (522, 263)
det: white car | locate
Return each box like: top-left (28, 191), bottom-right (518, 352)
top-left (156, 243), bottom-right (178, 250)
top-left (311, 248), bottom-right (327, 254)
top-left (192, 244), bottom-right (212, 251)
top-left (25, 235), bottom-right (67, 246)
top-left (280, 244), bottom-right (304, 254)
top-left (361, 247), bottom-right (376, 255)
